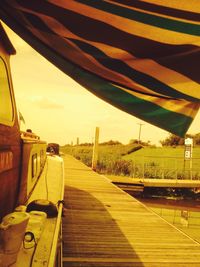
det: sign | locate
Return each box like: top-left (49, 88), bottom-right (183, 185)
top-left (184, 138), bottom-right (193, 145)
top-left (184, 138), bottom-right (193, 160)
top-left (185, 150), bottom-right (191, 159)
top-left (0, 151), bottom-right (13, 173)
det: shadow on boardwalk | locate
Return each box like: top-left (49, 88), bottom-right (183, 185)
top-left (62, 186), bottom-right (144, 267)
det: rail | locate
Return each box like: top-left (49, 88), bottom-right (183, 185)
top-left (130, 156), bottom-right (200, 180)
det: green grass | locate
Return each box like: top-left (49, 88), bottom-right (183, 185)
top-left (124, 146), bottom-right (200, 159)
top-left (123, 147), bottom-right (200, 179)
top-left (61, 143), bottom-right (141, 176)
top-left (61, 145), bottom-right (200, 179)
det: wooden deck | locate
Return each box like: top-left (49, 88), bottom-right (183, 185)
top-left (62, 155), bottom-right (200, 267)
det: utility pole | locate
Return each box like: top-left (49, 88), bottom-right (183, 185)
top-left (137, 123), bottom-right (144, 144)
top-left (92, 127), bottom-right (99, 171)
top-left (76, 137), bottom-right (79, 145)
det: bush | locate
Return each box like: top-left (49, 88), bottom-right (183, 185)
top-left (97, 159), bottom-right (132, 176)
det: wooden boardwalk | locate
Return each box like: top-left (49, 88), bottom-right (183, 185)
top-left (62, 155), bottom-right (200, 267)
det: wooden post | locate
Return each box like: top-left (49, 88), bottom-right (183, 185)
top-left (137, 123), bottom-right (144, 144)
top-left (184, 138), bottom-right (193, 180)
top-left (92, 127), bottom-right (99, 171)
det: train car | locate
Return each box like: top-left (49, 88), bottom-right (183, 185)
top-left (0, 23), bottom-right (64, 267)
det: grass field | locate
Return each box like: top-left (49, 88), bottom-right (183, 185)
top-left (123, 146), bottom-right (200, 180)
top-left (60, 145), bottom-right (200, 180)
top-left (124, 146), bottom-right (200, 159)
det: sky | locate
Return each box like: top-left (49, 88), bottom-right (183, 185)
top-left (4, 24), bottom-right (200, 146)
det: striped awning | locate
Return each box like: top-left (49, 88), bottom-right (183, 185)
top-left (0, 0), bottom-right (200, 136)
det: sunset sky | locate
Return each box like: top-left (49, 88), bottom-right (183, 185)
top-left (4, 24), bottom-right (200, 146)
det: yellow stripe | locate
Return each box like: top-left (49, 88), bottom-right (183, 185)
top-left (48, 0), bottom-right (200, 44)
top-left (131, 60), bottom-right (200, 100)
top-left (142, 0), bottom-right (200, 13)
top-left (117, 84), bottom-right (200, 117)
top-left (95, 44), bottom-right (200, 100)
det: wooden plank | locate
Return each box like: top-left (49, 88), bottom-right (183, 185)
top-left (62, 155), bottom-right (200, 267)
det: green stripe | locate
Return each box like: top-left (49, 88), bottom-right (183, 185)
top-left (77, 74), bottom-right (193, 137)
top-left (77, 0), bottom-right (200, 36)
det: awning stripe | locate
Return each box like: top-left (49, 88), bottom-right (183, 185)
top-left (111, 0), bottom-right (200, 22)
top-left (76, 0), bottom-right (200, 36)
top-left (157, 50), bottom-right (200, 84)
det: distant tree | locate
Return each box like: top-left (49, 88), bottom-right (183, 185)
top-left (79, 142), bottom-right (93, 146)
top-left (100, 140), bottom-right (122, 145)
top-left (160, 134), bottom-right (183, 147)
top-left (160, 133), bottom-right (194, 147)
top-left (193, 133), bottom-right (200, 145)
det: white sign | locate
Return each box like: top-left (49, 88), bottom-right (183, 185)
top-left (184, 138), bottom-right (193, 145)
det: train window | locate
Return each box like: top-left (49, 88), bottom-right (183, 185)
top-left (32, 153), bottom-right (37, 179)
top-left (0, 57), bottom-right (14, 125)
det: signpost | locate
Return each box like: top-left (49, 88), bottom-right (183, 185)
top-left (184, 138), bottom-right (193, 179)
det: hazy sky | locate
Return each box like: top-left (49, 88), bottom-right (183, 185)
top-left (5, 24), bottom-right (200, 146)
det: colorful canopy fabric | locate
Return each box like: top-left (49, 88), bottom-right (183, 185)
top-left (0, 0), bottom-right (200, 136)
